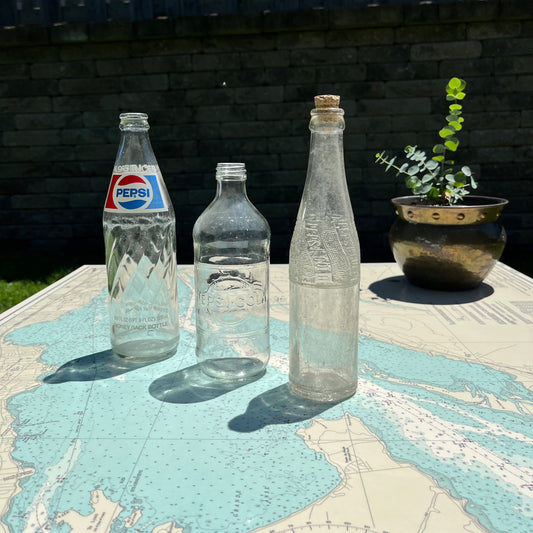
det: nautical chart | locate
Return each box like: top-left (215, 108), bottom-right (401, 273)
top-left (0, 263), bottom-right (532, 533)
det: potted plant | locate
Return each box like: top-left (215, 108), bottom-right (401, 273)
top-left (375, 77), bottom-right (508, 291)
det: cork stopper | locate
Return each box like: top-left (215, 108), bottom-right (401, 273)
top-left (314, 94), bottom-right (340, 109)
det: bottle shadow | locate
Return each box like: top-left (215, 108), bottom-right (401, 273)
top-left (368, 275), bottom-right (494, 305)
top-left (149, 364), bottom-right (264, 404)
top-left (228, 383), bottom-right (339, 433)
top-left (42, 349), bottom-right (158, 383)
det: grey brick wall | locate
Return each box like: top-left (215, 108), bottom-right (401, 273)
top-left (0, 0), bottom-right (532, 273)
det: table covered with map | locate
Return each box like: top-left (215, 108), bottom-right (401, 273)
top-left (0, 263), bottom-right (532, 533)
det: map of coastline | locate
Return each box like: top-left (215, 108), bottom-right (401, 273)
top-left (0, 264), bottom-right (532, 532)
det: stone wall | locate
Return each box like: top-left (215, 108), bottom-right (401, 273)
top-left (0, 0), bottom-right (532, 271)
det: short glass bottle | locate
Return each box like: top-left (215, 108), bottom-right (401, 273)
top-left (193, 162), bottom-right (271, 380)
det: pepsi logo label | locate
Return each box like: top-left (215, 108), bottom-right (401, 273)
top-left (104, 173), bottom-right (168, 213)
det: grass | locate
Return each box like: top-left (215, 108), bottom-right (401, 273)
top-left (0, 270), bottom-right (74, 314)
top-left (0, 253), bottom-right (78, 314)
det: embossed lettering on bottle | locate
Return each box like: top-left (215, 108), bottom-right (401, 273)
top-left (193, 162), bottom-right (271, 380)
top-left (196, 263), bottom-right (268, 331)
top-left (298, 213), bottom-right (359, 285)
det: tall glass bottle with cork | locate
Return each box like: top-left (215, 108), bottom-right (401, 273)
top-left (193, 162), bottom-right (271, 381)
top-left (289, 95), bottom-right (360, 402)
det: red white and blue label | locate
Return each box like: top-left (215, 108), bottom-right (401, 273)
top-left (104, 174), bottom-right (169, 213)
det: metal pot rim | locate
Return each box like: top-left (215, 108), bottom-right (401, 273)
top-left (391, 195), bottom-right (508, 225)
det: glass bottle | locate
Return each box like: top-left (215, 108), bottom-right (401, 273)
top-left (193, 162), bottom-right (271, 380)
top-left (289, 95), bottom-right (360, 402)
top-left (103, 112), bottom-right (179, 361)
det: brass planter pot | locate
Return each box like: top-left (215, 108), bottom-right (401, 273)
top-left (389, 196), bottom-right (508, 291)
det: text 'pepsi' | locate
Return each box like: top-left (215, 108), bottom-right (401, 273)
top-left (104, 169), bottom-right (168, 213)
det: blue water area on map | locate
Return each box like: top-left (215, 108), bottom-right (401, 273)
top-left (5, 279), bottom-right (340, 533)
top-left (5, 277), bottom-right (533, 533)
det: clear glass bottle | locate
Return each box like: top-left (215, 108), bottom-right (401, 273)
top-left (193, 162), bottom-right (271, 380)
top-left (289, 95), bottom-right (360, 402)
top-left (103, 112), bottom-right (179, 361)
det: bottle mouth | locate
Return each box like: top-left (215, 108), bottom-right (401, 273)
top-left (310, 107), bottom-right (345, 131)
top-left (216, 162), bottom-right (247, 180)
top-left (310, 107), bottom-right (344, 116)
top-left (119, 112), bottom-right (149, 131)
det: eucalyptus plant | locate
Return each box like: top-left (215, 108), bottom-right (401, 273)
top-left (375, 77), bottom-right (477, 206)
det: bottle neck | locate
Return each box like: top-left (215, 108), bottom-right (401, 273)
top-left (308, 129), bottom-right (345, 165)
top-left (215, 163), bottom-right (248, 199)
top-left (300, 106), bottom-right (351, 217)
top-left (114, 112), bottom-right (157, 169)
top-left (115, 129), bottom-right (156, 169)
top-left (216, 178), bottom-right (247, 198)
top-left (307, 107), bottom-right (346, 182)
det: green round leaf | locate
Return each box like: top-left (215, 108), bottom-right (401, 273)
top-left (415, 183), bottom-right (433, 194)
top-left (439, 127), bottom-right (455, 138)
top-left (449, 77), bottom-right (462, 89)
top-left (406, 176), bottom-right (419, 189)
top-left (445, 138), bottom-right (459, 151)
top-left (448, 77), bottom-right (466, 91)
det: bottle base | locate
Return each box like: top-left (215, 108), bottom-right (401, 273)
top-left (200, 357), bottom-right (266, 381)
top-left (289, 371), bottom-right (356, 403)
top-left (113, 339), bottom-right (178, 363)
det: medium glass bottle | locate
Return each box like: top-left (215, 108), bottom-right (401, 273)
top-left (103, 112), bottom-right (179, 361)
top-left (289, 95), bottom-right (360, 402)
top-left (193, 162), bottom-right (271, 380)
